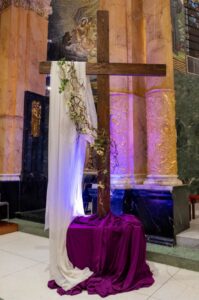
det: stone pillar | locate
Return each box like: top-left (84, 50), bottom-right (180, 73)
top-left (0, 0), bottom-right (51, 180)
top-left (143, 0), bottom-right (182, 185)
top-left (128, 0), bottom-right (147, 184)
top-left (99, 0), bottom-right (147, 188)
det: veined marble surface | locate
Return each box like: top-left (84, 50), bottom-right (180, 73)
top-left (175, 70), bottom-right (199, 194)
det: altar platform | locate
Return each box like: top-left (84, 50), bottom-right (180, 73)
top-left (11, 216), bottom-right (199, 272)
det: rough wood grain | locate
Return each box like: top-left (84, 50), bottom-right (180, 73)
top-left (97, 11), bottom-right (110, 217)
top-left (39, 61), bottom-right (166, 76)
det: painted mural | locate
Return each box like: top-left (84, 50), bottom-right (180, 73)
top-left (185, 0), bottom-right (199, 10)
top-left (48, 0), bottom-right (99, 62)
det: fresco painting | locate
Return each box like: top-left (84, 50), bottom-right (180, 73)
top-left (48, 0), bottom-right (99, 62)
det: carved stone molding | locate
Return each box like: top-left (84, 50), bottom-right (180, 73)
top-left (111, 174), bottom-right (146, 189)
top-left (144, 175), bottom-right (182, 186)
top-left (0, 0), bottom-right (52, 18)
top-left (0, 114), bottom-right (23, 120)
top-left (0, 173), bottom-right (20, 181)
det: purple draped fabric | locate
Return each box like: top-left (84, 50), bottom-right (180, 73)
top-left (48, 212), bottom-right (154, 297)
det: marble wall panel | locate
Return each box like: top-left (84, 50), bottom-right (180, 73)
top-left (0, 5), bottom-right (48, 175)
top-left (110, 93), bottom-right (132, 176)
top-left (143, 0), bottom-right (174, 91)
top-left (175, 70), bottom-right (199, 193)
top-left (0, 116), bottom-right (23, 174)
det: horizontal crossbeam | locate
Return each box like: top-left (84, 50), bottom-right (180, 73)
top-left (39, 61), bottom-right (166, 77)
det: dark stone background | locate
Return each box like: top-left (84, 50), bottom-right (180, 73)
top-left (175, 70), bottom-right (199, 193)
top-left (20, 91), bottom-right (49, 212)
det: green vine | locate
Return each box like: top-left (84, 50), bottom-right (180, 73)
top-left (57, 60), bottom-right (119, 190)
top-left (58, 59), bottom-right (95, 137)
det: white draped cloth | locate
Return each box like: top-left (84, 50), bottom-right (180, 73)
top-left (45, 62), bottom-right (97, 290)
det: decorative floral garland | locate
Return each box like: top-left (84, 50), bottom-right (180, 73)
top-left (58, 60), bottom-right (95, 137)
top-left (57, 60), bottom-right (119, 190)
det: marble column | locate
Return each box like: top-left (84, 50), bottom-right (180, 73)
top-left (143, 0), bottom-right (182, 185)
top-left (127, 0), bottom-right (147, 184)
top-left (99, 0), bottom-right (147, 188)
top-left (0, 0), bottom-right (51, 180)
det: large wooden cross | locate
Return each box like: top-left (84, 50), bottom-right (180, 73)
top-left (39, 10), bottom-right (166, 217)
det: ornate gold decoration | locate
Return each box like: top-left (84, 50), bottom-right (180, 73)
top-left (146, 89), bottom-right (178, 175)
top-left (31, 100), bottom-right (41, 137)
top-left (0, 0), bottom-right (52, 18)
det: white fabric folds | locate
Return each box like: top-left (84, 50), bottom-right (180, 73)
top-left (45, 62), bottom-right (97, 290)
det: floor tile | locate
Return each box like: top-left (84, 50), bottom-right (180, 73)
top-left (176, 215), bottom-right (199, 247)
top-left (172, 268), bottom-right (199, 290)
top-left (177, 226), bottom-right (199, 239)
top-left (0, 263), bottom-right (59, 300)
top-left (151, 274), bottom-right (199, 300)
top-left (0, 263), bottom-right (149, 300)
top-left (1, 232), bottom-right (199, 300)
top-left (0, 233), bottom-right (49, 263)
top-left (135, 261), bottom-right (179, 297)
top-left (151, 266), bottom-right (199, 300)
top-left (0, 249), bottom-right (38, 278)
top-left (0, 232), bottom-right (28, 246)
top-left (107, 291), bottom-right (148, 300)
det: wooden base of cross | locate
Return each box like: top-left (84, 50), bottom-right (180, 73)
top-left (39, 10), bottom-right (166, 218)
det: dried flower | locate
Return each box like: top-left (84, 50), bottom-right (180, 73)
top-left (98, 182), bottom-right (105, 189)
top-left (96, 150), bottom-right (104, 156)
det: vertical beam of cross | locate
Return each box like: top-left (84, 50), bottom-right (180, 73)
top-left (96, 11), bottom-right (110, 217)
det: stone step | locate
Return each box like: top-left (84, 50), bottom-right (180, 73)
top-left (147, 243), bottom-right (199, 272)
top-left (176, 209), bottom-right (199, 249)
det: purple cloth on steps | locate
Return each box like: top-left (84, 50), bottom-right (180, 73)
top-left (48, 212), bottom-right (154, 297)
